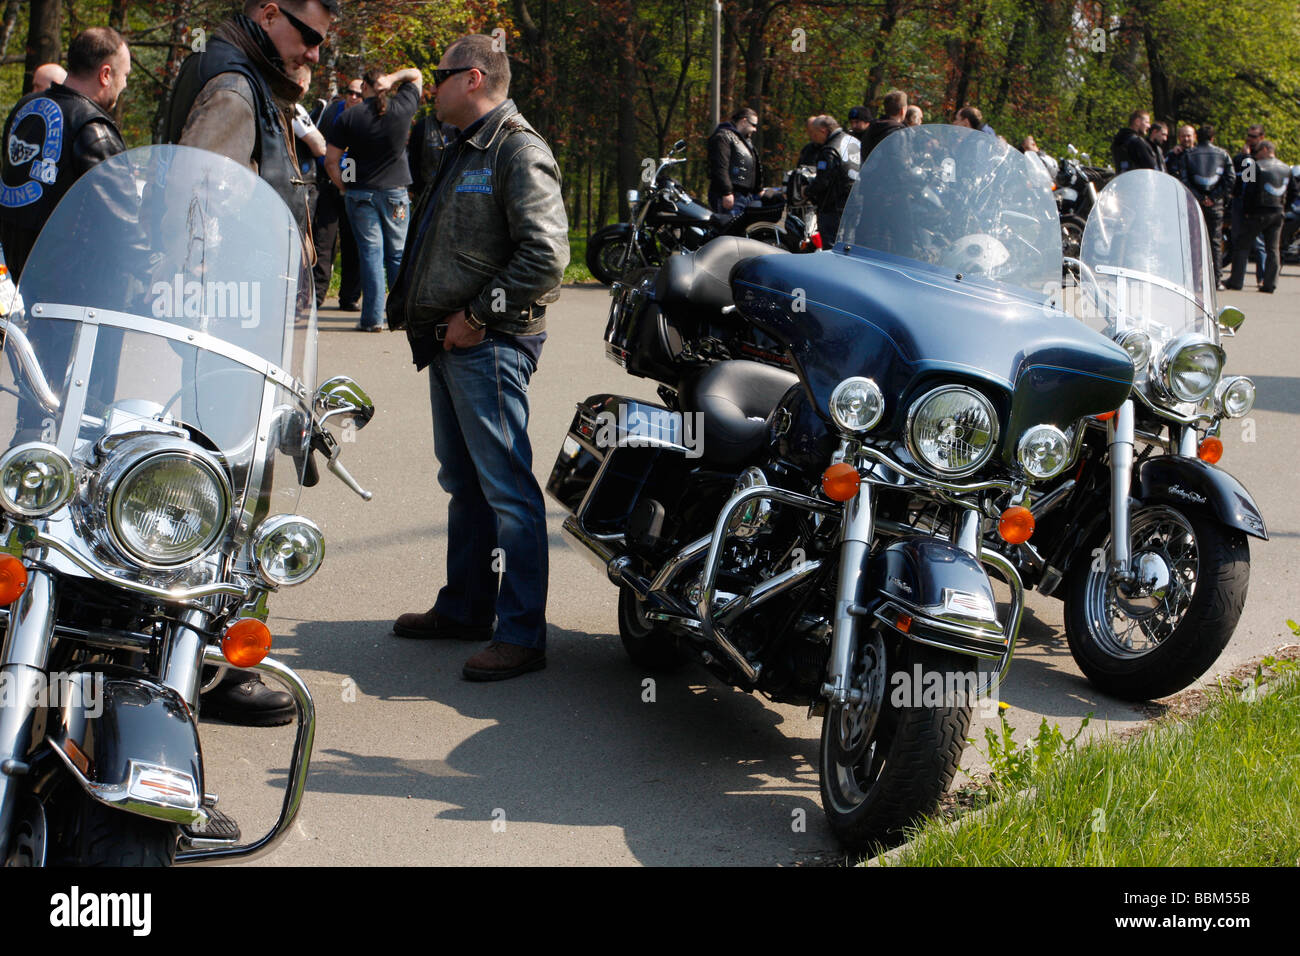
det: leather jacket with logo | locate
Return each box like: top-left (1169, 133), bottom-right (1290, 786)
top-left (0, 84), bottom-right (125, 278)
top-left (386, 99), bottom-right (569, 338)
top-left (1179, 144), bottom-right (1234, 204)
top-left (1243, 156), bottom-right (1291, 213)
top-left (707, 122), bottom-right (761, 198)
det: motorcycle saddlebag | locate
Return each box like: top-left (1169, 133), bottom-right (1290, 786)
top-left (604, 271), bottom-right (685, 383)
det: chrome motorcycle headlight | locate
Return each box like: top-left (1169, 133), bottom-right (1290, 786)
top-left (0, 442), bottom-right (75, 517)
top-left (1117, 330), bottom-right (1152, 373)
top-left (1216, 376), bottom-right (1256, 419)
top-left (110, 451), bottom-right (229, 567)
top-left (906, 386), bottom-right (999, 477)
top-left (253, 515), bottom-right (325, 586)
top-left (1018, 425), bottom-right (1072, 480)
top-left (1160, 335), bottom-right (1224, 403)
top-left (829, 377), bottom-right (884, 433)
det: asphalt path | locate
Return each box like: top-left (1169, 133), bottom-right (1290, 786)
top-left (201, 260), bottom-right (1300, 866)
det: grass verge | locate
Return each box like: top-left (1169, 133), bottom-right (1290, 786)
top-left (886, 654), bottom-right (1300, 866)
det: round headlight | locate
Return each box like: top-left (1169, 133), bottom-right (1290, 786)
top-left (253, 515), bottom-right (325, 586)
top-left (1216, 376), bottom-right (1256, 419)
top-left (829, 377), bottom-right (885, 433)
top-left (906, 386), bottom-right (999, 477)
top-left (0, 442), bottom-right (75, 517)
top-left (110, 452), bottom-right (229, 567)
top-left (1117, 330), bottom-right (1152, 373)
top-left (1161, 335), bottom-right (1223, 403)
top-left (1018, 425), bottom-right (1072, 480)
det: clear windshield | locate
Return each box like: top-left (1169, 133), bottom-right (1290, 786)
top-left (837, 124), bottom-right (1061, 296)
top-left (1077, 169), bottom-right (1218, 348)
top-left (0, 145), bottom-right (317, 519)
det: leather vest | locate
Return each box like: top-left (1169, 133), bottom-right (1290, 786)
top-left (1244, 157), bottom-right (1291, 212)
top-left (165, 37), bottom-right (309, 239)
top-left (1, 85), bottom-right (121, 237)
top-left (1183, 145), bottom-right (1229, 194)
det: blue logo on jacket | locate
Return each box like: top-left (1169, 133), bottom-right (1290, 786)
top-left (455, 167), bottom-right (493, 194)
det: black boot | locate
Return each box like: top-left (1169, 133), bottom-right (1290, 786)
top-left (200, 672), bottom-right (294, 727)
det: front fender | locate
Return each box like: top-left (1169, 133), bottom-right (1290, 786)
top-left (1139, 456), bottom-right (1268, 540)
top-left (45, 668), bottom-right (205, 826)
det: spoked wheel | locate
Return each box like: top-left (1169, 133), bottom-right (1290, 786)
top-left (1061, 217), bottom-right (1085, 260)
top-left (586, 226), bottom-right (644, 286)
top-left (819, 636), bottom-right (972, 855)
top-left (1064, 505), bottom-right (1249, 700)
top-left (617, 586), bottom-right (686, 672)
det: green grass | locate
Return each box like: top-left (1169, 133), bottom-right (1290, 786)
top-left (889, 673), bottom-right (1300, 866)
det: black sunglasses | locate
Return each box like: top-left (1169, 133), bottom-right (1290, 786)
top-left (276, 5), bottom-right (325, 48)
top-left (344, 90), bottom-right (363, 98)
top-left (433, 66), bottom-right (482, 87)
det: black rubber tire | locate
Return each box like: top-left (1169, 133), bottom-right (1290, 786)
top-left (1063, 505), bottom-right (1250, 701)
top-left (819, 643), bottom-right (972, 855)
top-left (587, 225), bottom-right (640, 286)
top-left (617, 586), bottom-right (686, 672)
top-left (50, 793), bottom-right (179, 867)
top-left (1061, 216), bottom-right (1086, 260)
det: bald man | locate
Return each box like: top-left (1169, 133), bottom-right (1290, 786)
top-left (32, 63), bottom-right (67, 93)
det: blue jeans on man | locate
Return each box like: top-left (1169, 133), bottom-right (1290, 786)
top-left (344, 186), bottom-right (410, 330)
top-left (427, 336), bottom-right (548, 649)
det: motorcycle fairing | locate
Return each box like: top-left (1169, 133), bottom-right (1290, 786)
top-left (44, 668), bottom-right (205, 826)
top-left (1138, 456), bottom-right (1268, 540)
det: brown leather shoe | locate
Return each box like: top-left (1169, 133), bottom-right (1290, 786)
top-left (393, 607), bottom-right (492, 641)
top-left (462, 641), bottom-right (546, 681)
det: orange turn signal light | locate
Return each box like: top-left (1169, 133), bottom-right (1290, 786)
top-left (896, 613), bottom-right (913, 634)
top-left (1095, 410), bottom-right (1117, 422)
top-left (1198, 437), bottom-right (1223, 464)
top-left (997, 506), bottom-right (1036, 544)
top-left (822, 462), bottom-right (861, 502)
top-left (222, 618), bottom-right (272, 668)
top-left (0, 554), bottom-right (28, 605)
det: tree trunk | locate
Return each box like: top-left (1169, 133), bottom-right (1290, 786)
top-left (0, 0), bottom-right (22, 61)
top-left (615, 12), bottom-right (639, 222)
top-left (23, 0), bottom-right (62, 94)
top-left (862, 0), bottom-right (901, 109)
top-left (109, 0), bottom-right (128, 32)
top-left (150, 0), bottom-right (192, 144)
top-left (512, 0), bottom-right (554, 141)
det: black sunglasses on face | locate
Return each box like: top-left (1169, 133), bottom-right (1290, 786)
top-left (344, 90), bottom-right (363, 98)
top-left (433, 66), bottom-right (482, 87)
top-left (276, 4), bottom-right (325, 48)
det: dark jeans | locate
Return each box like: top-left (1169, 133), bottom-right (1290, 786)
top-left (1198, 200), bottom-right (1225, 284)
top-left (312, 182), bottom-right (361, 308)
top-left (1228, 210), bottom-right (1283, 291)
top-left (1229, 195), bottom-right (1266, 281)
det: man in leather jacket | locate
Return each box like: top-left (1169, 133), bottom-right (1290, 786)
top-left (1227, 140), bottom-right (1290, 293)
top-left (386, 35), bottom-right (569, 681)
top-left (805, 115), bottom-right (859, 243)
top-left (1165, 124), bottom-right (1196, 181)
top-left (1177, 124), bottom-right (1234, 289)
top-left (1, 28), bottom-right (130, 280)
top-left (1110, 109), bottom-right (1160, 173)
top-left (164, 0), bottom-right (337, 725)
top-left (707, 107), bottom-right (762, 214)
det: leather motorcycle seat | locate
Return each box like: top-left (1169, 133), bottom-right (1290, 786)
top-left (655, 236), bottom-right (786, 312)
top-left (681, 359), bottom-right (799, 467)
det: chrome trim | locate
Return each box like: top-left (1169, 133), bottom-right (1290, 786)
top-left (648, 534), bottom-right (711, 595)
top-left (977, 547), bottom-right (1024, 692)
top-left (30, 304), bottom-right (308, 400)
top-left (161, 608), bottom-right (210, 708)
top-left (176, 647), bottom-right (314, 864)
top-left (716, 559), bottom-right (824, 625)
top-left (904, 384), bottom-right (1000, 479)
top-left (1177, 425), bottom-right (1199, 458)
top-left (49, 746), bottom-right (207, 826)
top-left (874, 600), bottom-right (1007, 657)
top-left (2, 565), bottom-right (56, 669)
top-left (560, 514), bottom-right (621, 577)
top-left (0, 318), bottom-right (61, 413)
top-left (1132, 385), bottom-right (1210, 425)
top-left (1094, 264), bottom-right (1216, 322)
top-left (954, 508), bottom-right (981, 556)
top-left (56, 320), bottom-right (98, 457)
top-left (858, 445), bottom-right (1018, 494)
top-left (1155, 332), bottom-right (1225, 405)
top-left (28, 531), bottom-right (250, 601)
top-left (0, 443), bottom-right (75, 518)
top-left (826, 482), bottom-right (874, 706)
top-left (1029, 479), bottom-right (1076, 519)
top-left (1109, 400), bottom-right (1136, 576)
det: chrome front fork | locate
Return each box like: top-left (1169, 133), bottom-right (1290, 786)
top-left (1108, 399), bottom-right (1136, 581)
top-left (0, 568), bottom-right (57, 861)
top-left (824, 482), bottom-right (874, 706)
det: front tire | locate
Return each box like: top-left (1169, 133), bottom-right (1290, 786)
top-left (617, 586), bottom-right (686, 672)
top-left (819, 640), bottom-right (972, 854)
top-left (49, 792), bottom-right (179, 867)
top-left (1063, 505), bottom-right (1249, 701)
top-left (587, 225), bottom-right (642, 286)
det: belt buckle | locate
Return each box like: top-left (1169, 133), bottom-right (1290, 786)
top-left (434, 323), bottom-right (448, 342)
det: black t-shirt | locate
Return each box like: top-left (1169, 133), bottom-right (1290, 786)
top-left (327, 83), bottom-right (419, 190)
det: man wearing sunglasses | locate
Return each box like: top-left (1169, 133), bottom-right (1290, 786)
top-left (166, 0), bottom-right (336, 269)
top-left (386, 35), bottom-right (569, 681)
top-left (163, 0), bottom-right (337, 727)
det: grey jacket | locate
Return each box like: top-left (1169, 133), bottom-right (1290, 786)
top-left (387, 99), bottom-right (569, 337)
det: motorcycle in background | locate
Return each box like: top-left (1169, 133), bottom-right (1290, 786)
top-left (551, 125), bottom-right (1132, 849)
top-left (1055, 144), bottom-right (1113, 259)
top-left (995, 169), bottom-right (1265, 701)
top-left (0, 145), bottom-right (374, 865)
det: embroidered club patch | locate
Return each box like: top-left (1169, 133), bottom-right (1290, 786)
top-left (455, 167), bottom-right (493, 194)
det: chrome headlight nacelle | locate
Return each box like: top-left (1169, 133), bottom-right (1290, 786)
top-left (1017, 425), bottom-right (1072, 481)
top-left (1155, 333), bottom-right (1224, 404)
top-left (1215, 375), bottom-right (1255, 419)
top-left (88, 436), bottom-right (231, 570)
top-left (253, 515), bottom-right (325, 586)
top-left (0, 442), bottom-right (76, 517)
top-left (829, 377), bottom-right (885, 433)
top-left (905, 385), bottom-right (999, 478)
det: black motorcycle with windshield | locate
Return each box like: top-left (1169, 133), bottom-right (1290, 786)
top-left (550, 125), bottom-right (1133, 849)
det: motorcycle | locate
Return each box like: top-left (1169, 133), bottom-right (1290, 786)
top-left (1054, 145), bottom-right (1113, 259)
top-left (586, 140), bottom-right (812, 286)
top-left (998, 169), bottom-right (1265, 701)
top-left (0, 145), bottom-right (374, 865)
top-left (549, 125), bottom-right (1132, 849)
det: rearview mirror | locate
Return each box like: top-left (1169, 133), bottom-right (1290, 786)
top-left (315, 376), bottom-right (374, 429)
top-left (1216, 305), bottom-right (1245, 333)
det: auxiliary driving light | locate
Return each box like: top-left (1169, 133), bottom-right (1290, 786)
top-left (253, 515), bottom-right (325, 586)
top-left (0, 442), bottom-right (75, 517)
top-left (223, 618), bottom-right (272, 668)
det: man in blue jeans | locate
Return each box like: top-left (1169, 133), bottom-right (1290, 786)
top-left (385, 34), bottom-right (569, 680)
top-left (325, 66), bottom-right (422, 331)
